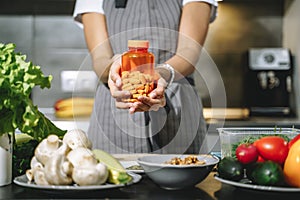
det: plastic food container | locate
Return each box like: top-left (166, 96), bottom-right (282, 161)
top-left (217, 127), bottom-right (300, 158)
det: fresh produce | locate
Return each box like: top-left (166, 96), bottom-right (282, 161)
top-left (13, 134), bottom-right (39, 177)
top-left (247, 161), bottom-right (285, 186)
top-left (288, 134), bottom-right (300, 149)
top-left (235, 143), bottom-right (258, 164)
top-left (283, 139), bottom-right (300, 187)
top-left (93, 149), bottom-right (132, 184)
top-left (218, 131), bottom-right (300, 188)
top-left (54, 97), bottom-right (94, 118)
top-left (26, 129), bottom-right (110, 186)
top-left (256, 155), bottom-right (265, 163)
top-left (0, 43), bottom-right (66, 140)
top-left (253, 136), bottom-right (289, 165)
top-left (217, 157), bottom-right (244, 181)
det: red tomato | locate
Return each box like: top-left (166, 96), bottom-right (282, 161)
top-left (256, 155), bottom-right (265, 162)
top-left (253, 136), bottom-right (288, 165)
top-left (235, 143), bottom-right (259, 164)
top-left (288, 134), bottom-right (300, 149)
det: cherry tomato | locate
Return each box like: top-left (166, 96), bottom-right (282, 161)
top-left (254, 136), bottom-right (288, 165)
top-left (288, 134), bottom-right (300, 149)
top-left (235, 143), bottom-right (259, 164)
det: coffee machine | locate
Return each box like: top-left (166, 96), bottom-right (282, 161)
top-left (245, 48), bottom-right (293, 116)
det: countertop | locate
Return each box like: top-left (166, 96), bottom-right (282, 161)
top-left (40, 107), bottom-right (300, 153)
top-left (206, 117), bottom-right (300, 137)
top-left (3, 173), bottom-right (300, 200)
top-left (40, 107), bottom-right (300, 130)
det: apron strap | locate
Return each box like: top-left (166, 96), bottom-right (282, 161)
top-left (115, 0), bottom-right (128, 8)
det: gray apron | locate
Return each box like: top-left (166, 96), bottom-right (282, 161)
top-left (88, 0), bottom-right (207, 154)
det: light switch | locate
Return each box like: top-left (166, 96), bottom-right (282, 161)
top-left (61, 70), bottom-right (98, 92)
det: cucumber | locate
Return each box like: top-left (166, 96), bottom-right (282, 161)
top-left (217, 157), bottom-right (244, 181)
top-left (247, 161), bottom-right (286, 186)
top-left (92, 149), bottom-right (132, 184)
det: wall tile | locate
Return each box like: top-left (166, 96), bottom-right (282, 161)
top-left (31, 50), bottom-right (94, 107)
top-left (0, 16), bottom-right (33, 59)
top-left (34, 16), bottom-right (86, 49)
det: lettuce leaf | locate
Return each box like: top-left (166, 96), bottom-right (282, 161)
top-left (0, 43), bottom-right (66, 140)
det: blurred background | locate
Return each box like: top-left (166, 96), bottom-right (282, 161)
top-left (1, 0), bottom-right (300, 138)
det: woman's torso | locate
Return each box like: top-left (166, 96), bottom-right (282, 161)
top-left (103, 0), bottom-right (182, 63)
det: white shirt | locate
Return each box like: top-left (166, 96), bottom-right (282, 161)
top-left (73, 0), bottom-right (218, 26)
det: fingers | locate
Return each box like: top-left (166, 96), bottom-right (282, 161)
top-left (112, 90), bottom-right (132, 100)
top-left (149, 81), bottom-right (165, 99)
top-left (109, 57), bottom-right (122, 87)
top-left (128, 95), bottom-right (166, 114)
top-left (116, 101), bottom-right (134, 109)
top-left (108, 57), bottom-right (135, 109)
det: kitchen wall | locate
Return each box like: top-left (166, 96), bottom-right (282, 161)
top-left (201, 0), bottom-right (284, 107)
top-left (283, 0), bottom-right (300, 118)
top-left (0, 0), bottom-right (289, 112)
top-left (0, 15), bottom-right (91, 108)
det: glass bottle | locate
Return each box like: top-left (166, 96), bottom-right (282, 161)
top-left (121, 40), bottom-right (156, 102)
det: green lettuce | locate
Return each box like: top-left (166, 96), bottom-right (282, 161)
top-left (0, 43), bottom-right (66, 141)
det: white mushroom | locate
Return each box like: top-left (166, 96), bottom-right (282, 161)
top-left (62, 160), bottom-right (73, 176)
top-left (34, 134), bottom-right (61, 165)
top-left (30, 156), bottom-right (43, 170)
top-left (26, 156), bottom-right (44, 182)
top-left (72, 163), bottom-right (108, 186)
top-left (63, 129), bottom-right (92, 150)
top-left (67, 147), bottom-right (97, 168)
top-left (44, 144), bottom-right (73, 185)
top-left (25, 169), bottom-right (34, 182)
top-left (44, 155), bottom-right (73, 185)
top-left (27, 129), bottom-right (111, 186)
top-left (33, 169), bottom-right (49, 185)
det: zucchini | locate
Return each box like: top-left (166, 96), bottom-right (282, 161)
top-left (92, 149), bottom-right (132, 184)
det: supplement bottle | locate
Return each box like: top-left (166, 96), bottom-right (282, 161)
top-left (121, 40), bottom-right (156, 102)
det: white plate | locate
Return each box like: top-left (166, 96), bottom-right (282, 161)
top-left (120, 161), bottom-right (144, 173)
top-left (214, 175), bottom-right (300, 192)
top-left (13, 172), bottom-right (141, 191)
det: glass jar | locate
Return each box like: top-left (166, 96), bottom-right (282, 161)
top-left (121, 40), bottom-right (156, 102)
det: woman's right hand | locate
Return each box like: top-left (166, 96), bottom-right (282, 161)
top-left (108, 57), bottom-right (134, 109)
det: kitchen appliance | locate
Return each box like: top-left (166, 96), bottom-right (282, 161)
top-left (245, 48), bottom-right (293, 116)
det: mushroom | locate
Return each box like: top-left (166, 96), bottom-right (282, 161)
top-left (30, 156), bottom-right (43, 170)
top-left (33, 169), bottom-right (49, 186)
top-left (44, 144), bottom-right (73, 185)
top-left (67, 147), bottom-right (97, 168)
top-left (62, 129), bottom-right (92, 150)
top-left (26, 156), bottom-right (44, 182)
top-left (67, 147), bottom-right (108, 185)
top-left (25, 169), bottom-right (34, 182)
top-left (34, 134), bottom-right (61, 165)
top-left (27, 129), bottom-right (109, 186)
top-left (72, 163), bottom-right (108, 186)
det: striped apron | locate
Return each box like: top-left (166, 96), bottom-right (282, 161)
top-left (87, 0), bottom-right (207, 154)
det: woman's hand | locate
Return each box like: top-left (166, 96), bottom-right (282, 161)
top-left (108, 57), bottom-right (167, 113)
top-left (129, 78), bottom-right (167, 114)
top-left (108, 57), bottom-right (134, 109)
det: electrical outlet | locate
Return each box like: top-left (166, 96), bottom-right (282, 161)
top-left (61, 70), bottom-right (98, 92)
